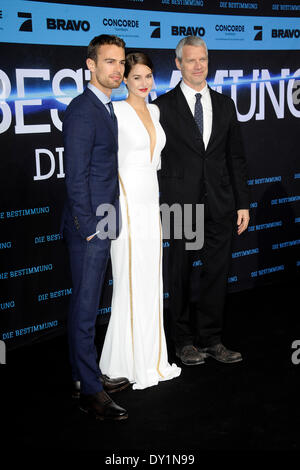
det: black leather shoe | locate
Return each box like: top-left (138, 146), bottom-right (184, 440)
top-left (79, 391), bottom-right (128, 421)
top-left (100, 375), bottom-right (130, 394)
top-left (176, 345), bottom-right (205, 365)
top-left (72, 375), bottom-right (130, 398)
top-left (201, 343), bottom-right (242, 363)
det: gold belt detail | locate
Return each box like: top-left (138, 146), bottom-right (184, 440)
top-left (157, 217), bottom-right (164, 378)
top-left (118, 174), bottom-right (134, 358)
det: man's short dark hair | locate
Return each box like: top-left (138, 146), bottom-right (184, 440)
top-left (87, 34), bottom-right (126, 63)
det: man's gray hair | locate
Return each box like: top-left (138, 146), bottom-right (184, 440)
top-left (176, 36), bottom-right (208, 62)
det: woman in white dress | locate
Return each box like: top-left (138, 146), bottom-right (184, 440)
top-left (100, 52), bottom-right (181, 390)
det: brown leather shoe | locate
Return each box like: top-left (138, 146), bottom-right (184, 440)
top-left (201, 343), bottom-right (242, 363)
top-left (79, 390), bottom-right (128, 421)
top-left (176, 345), bottom-right (205, 365)
top-left (100, 375), bottom-right (130, 393)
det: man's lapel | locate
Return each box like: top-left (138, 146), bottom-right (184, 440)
top-left (174, 83), bottom-right (205, 153)
top-left (205, 87), bottom-right (221, 154)
top-left (84, 88), bottom-right (118, 143)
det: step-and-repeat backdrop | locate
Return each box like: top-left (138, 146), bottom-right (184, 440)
top-left (1, 0), bottom-right (299, 348)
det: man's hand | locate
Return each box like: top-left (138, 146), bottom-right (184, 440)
top-left (237, 209), bottom-right (250, 235)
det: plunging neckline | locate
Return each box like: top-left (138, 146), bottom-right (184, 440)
top-left (124, 101), bottom-right (157, 163)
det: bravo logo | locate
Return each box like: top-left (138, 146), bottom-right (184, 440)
top-left (171, 25), bottom-right (205, 37)
top-left (272, 29), bottom-right (300, 38)
top-left (47, 18), bottom-right (90, 31)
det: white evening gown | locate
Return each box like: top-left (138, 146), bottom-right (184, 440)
top-left (100, 100), bottom-right (181, 390)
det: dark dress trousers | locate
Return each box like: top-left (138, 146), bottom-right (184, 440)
top-left (62, 88), bottom-right (120, 395)
top-left (154, 82), bottom-right (249, 349)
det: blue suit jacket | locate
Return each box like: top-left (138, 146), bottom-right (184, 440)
top-left (62, 87), bottom-right (120, 240)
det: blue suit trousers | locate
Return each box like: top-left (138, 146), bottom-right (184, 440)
top-left (65, 228), bottom-right (110, 395)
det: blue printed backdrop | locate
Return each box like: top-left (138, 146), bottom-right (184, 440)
top-left (0, 0), bottom-right (299, 348)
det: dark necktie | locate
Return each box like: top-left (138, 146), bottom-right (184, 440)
top-left (194, 93), bottom-right (203, 136)
top-left (107, 101), bottom-right (116, 122)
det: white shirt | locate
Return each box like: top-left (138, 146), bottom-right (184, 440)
top-left (180, 80), bottom-right (212, 150)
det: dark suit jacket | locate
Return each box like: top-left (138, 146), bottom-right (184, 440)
top-left (154, 82), bottom-right (249, 220)
top-left (62, 87), bottom-right (120, 239)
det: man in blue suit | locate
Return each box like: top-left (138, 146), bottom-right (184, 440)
top-left (62, 35), bottom-right (129, 420)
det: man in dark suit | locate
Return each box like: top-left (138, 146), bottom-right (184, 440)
top-left (154, 36), bottom-right (250, 366)
top-left (62, 35), bottom-right (129, 420)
